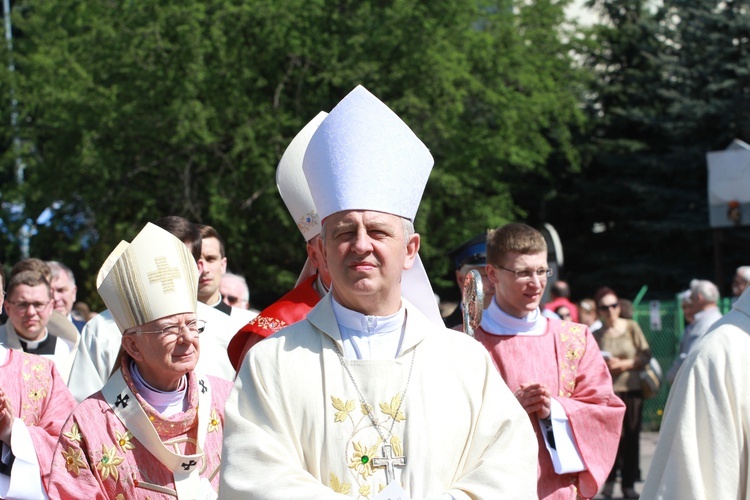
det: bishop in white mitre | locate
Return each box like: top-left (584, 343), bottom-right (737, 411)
top-left (220, 85), bottom-right (538, 499)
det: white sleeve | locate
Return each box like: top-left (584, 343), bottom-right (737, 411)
top-left (0, 419), bottom-right (47, 499)
top-left (540, 398), bottom-right (586, 474)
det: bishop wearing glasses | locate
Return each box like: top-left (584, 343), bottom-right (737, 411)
top-left (46, 223), bottom-right (233, 499)
top-left (472, 223), bottom-right (625, 500)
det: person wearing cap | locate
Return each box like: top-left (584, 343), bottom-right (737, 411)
top-left (66, 216), bottom-right (236, 402)
top-left (472, 223), bottom-right (624, 499)
top-left (0, 263), bottom-right (77, 499)
top-left (227, 112), bottom-right (332, 372)
top-left (220, 86), bottom-right (537, 498)
top-left (444, 232), bottom-right (494, 329)
top-left (46, 223), bottom-right (233, 499)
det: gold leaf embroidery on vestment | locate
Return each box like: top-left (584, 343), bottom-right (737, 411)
top-left (348, 440), bottom-right (379, 479)
top-left (96, 444), bottom-right (125, 481)
top-left (329, 472), bottom-right (351, 494)
top-left (62, 446), bottom-right (86, 476)
top-left (390, 435), bottom-right (403, 457)
top-left (32, 363), bottom-right (44, 372)
top-left (559, 323), bottom-right (587, 398)
top-left (63, 423), bottom-right (82, 442)
top-left (379, 394), bottom-right (405, 422)
top-left (359, 483), bottom-right (372, 497)
top-left (332, 396), bottom-right (356, 422)
top-left (115, 430), bottom-right (135, 451)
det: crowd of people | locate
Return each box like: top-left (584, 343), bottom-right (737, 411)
top-left (0, 85), bottom-right (748, 499)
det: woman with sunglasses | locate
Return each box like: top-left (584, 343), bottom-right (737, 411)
top-left (593, 287), bottom-right (652, 499)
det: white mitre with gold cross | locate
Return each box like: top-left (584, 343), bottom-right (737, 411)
top-left (96, 222), bottom-right (199, 334)
top-left (302, 84), bottom-right (442, 325)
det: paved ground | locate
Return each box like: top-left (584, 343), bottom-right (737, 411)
top-left (593, 431), bottom-right (659, 499)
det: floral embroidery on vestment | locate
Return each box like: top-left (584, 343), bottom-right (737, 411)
top-left (96, 444), bottom-right (125, 481)
top-left (558, 323), bottom-right (586, 397)
top-left (249, 315), bottom-right (287, 333)
top-left (63, 422), bottom-right (82, 442)
top-left (208, 409), bottom-right (221, 432)
top-left (331, 392), bottom-right (405, 498)
top-left (19, 355), bottom-right (52, 426)
top-left (329, 473), bottom-right (351, 494)
top-left (62, 446), bottom-right (86, 476)
top-left (116, 430), bottom-right (135, 451)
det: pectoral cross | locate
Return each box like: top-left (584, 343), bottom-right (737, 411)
top-left (371, 443), bottom-right (405, 485)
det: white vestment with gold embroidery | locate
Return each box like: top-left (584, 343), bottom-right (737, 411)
top-left (220, 294), bottom-right (538, 499)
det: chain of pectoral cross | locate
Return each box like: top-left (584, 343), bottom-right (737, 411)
top-left (331, 339), bottom-right (416, 483)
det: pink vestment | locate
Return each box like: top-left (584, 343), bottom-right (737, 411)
top-left (45, 358), bottom-right (233, 499)
top-left (1, 349), bottom-right (76, 484)
top-left (474, 319), bottom-right (625, 499)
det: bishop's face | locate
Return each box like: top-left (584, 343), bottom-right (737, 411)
top-left (122, 312), bottom-right (200, 392)
top-left (320, 210), bottom-right (419, 316)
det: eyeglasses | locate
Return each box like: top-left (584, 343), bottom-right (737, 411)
top-left (6, 299), bottom-right (52, 313)
top-left (493, 265), bottom-right (552, 282)
top-left (128, 319), bottom-right (206, 339)
top-left (225, 295), bottom-right (245, 305)
top-left (598, 303), bottom-right (619, 311)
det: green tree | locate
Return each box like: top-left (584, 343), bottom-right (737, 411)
top-left (0, 0), bottom-right (586, 308)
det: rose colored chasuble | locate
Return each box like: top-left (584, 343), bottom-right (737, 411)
top-left (0, 348), bottom-right (76, 499)
top-left (45, 356), bottom-right (232, 499)
top-left (474, 308), bottom-right (625, 499)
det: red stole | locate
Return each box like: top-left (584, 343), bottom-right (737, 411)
top-left (227, 274), bottom-right (321, 370)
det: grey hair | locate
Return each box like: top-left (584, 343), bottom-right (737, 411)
top-left (222, 272), bottom-right (250, 302)
top-left (47, 260), bottom-right (76, 285)
top-left (737, 266), bottom-right (750, 282)
top-left (689, 279), bottom-right (720, 303)
top-left (321, 216), bottom-right (415, 246)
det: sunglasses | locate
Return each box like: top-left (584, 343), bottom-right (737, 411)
top-left (598, 302), bottom-right (619, 311)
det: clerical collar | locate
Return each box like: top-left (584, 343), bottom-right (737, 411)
top-left (314, 274), bottom-right (329, 295)
top-left (213, 296), bottom-right (232, 315)
top-left (331, 297), bottom-right (406, 360)
top-left (481, 298), bottom-right (547, 337)
top-left (18, 329), bottom-right (57, 354)
top-left (130, 361), bottom-right (188, 416)
top-left (0, 345), bottom-right (7, 365)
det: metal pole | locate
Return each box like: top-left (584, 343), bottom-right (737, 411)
top-left (3, 0), bottom-right (29, 259)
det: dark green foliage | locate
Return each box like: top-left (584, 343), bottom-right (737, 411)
top-left (0, 0), bottom-right (583, 308)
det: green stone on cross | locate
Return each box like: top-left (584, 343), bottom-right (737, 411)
top-left (361, 455), bottom-right (369, 464)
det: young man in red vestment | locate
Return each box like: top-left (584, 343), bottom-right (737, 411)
top-left (472, 223), bottom-right (625, 499)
